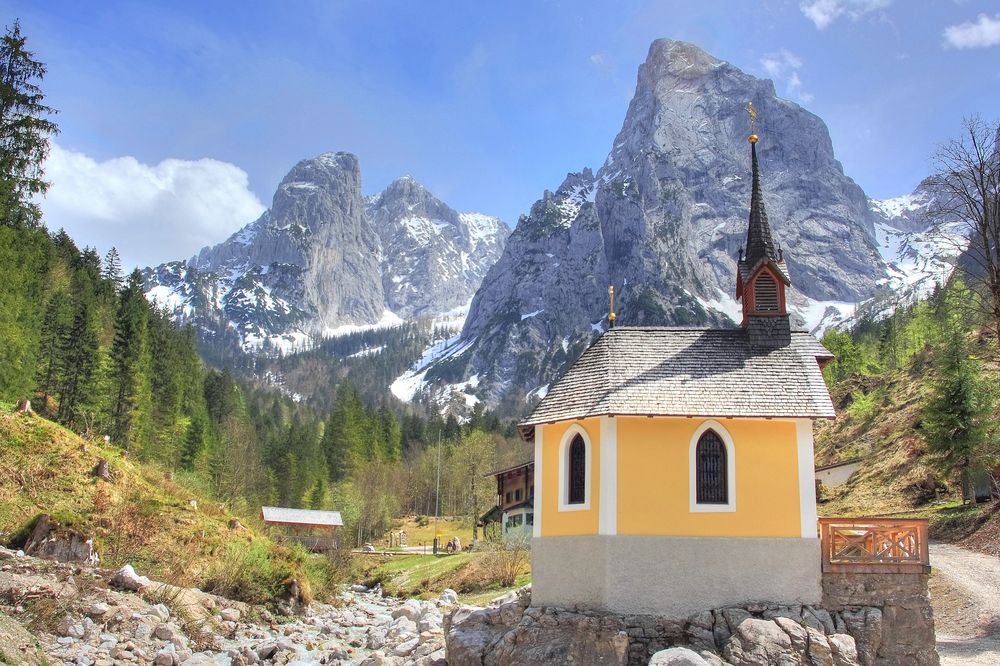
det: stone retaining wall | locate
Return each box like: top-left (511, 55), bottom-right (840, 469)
top-left (822, 572), bottom-right (938, 666)
top-left (446, 574), bottom-right (940, 666)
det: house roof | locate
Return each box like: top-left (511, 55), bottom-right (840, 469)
top-left (815, 458), bottom-right (863, 472)
top-left (519, 327), bottom-right (835, 436)
top-left (484, 460), bottom-right (534, 478)
top-left (261, 506), bottom-right (344, 528)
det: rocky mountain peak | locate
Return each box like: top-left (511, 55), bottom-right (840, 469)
top-left (144, 153), bottom-right (507, 354)
top-left (399, 39), bottom-right (888, 412)
top-left (643, 39), bottom-right (724, 81)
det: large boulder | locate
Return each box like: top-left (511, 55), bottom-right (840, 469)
top-left (649, 647), bottom-right (711, 665)
top-left (446, 602), bottom-right (628, 666)
top-left (22, 514), bottom-right (99, 565)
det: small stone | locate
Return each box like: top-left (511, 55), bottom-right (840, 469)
top-left (154, 648), bottom-right (179, 666)
top-left (149, 603), bottom-right (170, 621)
top-left (394, 637), bottom-right (419, 657)
top-left (220, 607), bottom-right (241, 622)
top-left (85, 602), bottom-right (111, 619)
top-left (57, 614), bottom-right (86, 638)
top-left (154, 623), bottom-right (181, 642)
top-left (110, 564), bottom-right (150, 592)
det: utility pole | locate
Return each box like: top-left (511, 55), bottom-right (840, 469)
top-left (433, 430), bottom-right (442, 554)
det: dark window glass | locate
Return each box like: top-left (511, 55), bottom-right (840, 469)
top-left (515, 489), bottom-right (522, 501)
top-left (505, 492), bottom-right (512, 503)
top-left (696, 430), bottom-right (728, 504)
top-left (568, 435), bottom-right (586, 504)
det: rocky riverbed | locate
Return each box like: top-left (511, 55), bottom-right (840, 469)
top-left (0, 546), bottom-right (452, 665)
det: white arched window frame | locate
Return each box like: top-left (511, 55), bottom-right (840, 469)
top-left (689, 419), bottom-right (736, 513)
top-left (558, 424), bottom-right (592, 512)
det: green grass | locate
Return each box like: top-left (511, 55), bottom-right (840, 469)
top-left (0, 413), bottom-right (346, 606)
top-left (391, 516), bottom-right (473, 549)
top-left (360, 549), bottom-right (531, 604)
top-left (458, 573), bottom-right (532, 606)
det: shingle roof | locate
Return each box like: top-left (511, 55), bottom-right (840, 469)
top-left (261, 506), bottom-right (344, 528)
top-left (520, 327), bottom-right (835, 430)
top-left (742, 140), bottom-right (780, 270)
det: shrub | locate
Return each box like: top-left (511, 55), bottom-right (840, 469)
top-left (479, 534), bottom-right (530, 588)
top-left (201, 540), bottom-right (290, 604)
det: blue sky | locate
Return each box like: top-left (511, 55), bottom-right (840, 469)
top-left (7, 0), bottom-right (1000, 267)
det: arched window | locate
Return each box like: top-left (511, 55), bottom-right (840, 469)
top-left (696, 430), bottom-right (728, 504)
top-left (754, 273), bottom-right (779, 312)
top-left (568, 435), bottom-right (586, 505)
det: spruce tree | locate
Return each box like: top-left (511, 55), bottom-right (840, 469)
top-left (180, 416), bottom-right (205, 471)
top-left (0, 20), bottom-right (58, 228)
top-left (109, 269), bottom-right (151, 447)
top-left (37, 289), bottom-right (70, 401)
top-left (921, 326), bottom-right (997, 500)
top-left (102, 247), bottom-right (124, 292)
top-left (56, 277), bottom-right (99, 424)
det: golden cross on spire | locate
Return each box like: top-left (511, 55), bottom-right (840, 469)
top-left (746, 101), bottom-right (759, 144)
top-left (608, 285), bottom-right (616, 328)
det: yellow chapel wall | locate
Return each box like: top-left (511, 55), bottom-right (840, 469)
top-left (616, 416), bottom-right (802, 538)
top-left (538, 417), bottom-right (601, 536)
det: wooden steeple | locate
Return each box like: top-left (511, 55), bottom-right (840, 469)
top-left (735, 124), bottom-right (791, 348)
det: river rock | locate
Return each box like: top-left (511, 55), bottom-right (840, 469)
top-left (649, 647), bottom-right (711, 665)
top-left (110, 564), bottom-right (150, 591)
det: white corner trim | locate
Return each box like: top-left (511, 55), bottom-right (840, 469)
top-left (796, 418), bottom-right (819, 539)
top-left (599, 416), bottom-right (617, 535)
top-left (533, 427), bottom-right (543, 537)
top-left (688, 419), bottom-right (737, 513)
top-left (558, 423), bottom-right (593, 512)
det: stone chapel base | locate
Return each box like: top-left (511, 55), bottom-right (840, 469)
top-left (531, 535), bottom-right (822, 617)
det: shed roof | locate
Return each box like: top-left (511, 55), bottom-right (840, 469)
top-left (519, 327), bottom-right (834, 436)
top-left (485, 460), bottom-right (534, 478)
top-left (261, 506), bottom-right (344, 528)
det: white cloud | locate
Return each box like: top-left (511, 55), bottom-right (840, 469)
top-left (800, 0), bottom-right (891, 30)
top-left (943, 13), bottom-right (1000, 49)
top-left (760, 49), bottom-right (813, 104)
top-left (40, 144), bottom-right (266, 269)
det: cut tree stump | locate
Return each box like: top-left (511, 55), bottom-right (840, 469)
top-left (92, 458), bottom-right (113, 482)
top-left (14, 399), bottom-right (33, 414)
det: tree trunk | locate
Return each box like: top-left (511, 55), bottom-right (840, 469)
top-left (92, 458), bottom-right (112, 482)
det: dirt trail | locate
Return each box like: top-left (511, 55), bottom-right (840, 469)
top-left (930, 542), bottom-right (1000, 665)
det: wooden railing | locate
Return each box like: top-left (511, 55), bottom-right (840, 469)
top-left (818, 518), bottom-right (930, 574)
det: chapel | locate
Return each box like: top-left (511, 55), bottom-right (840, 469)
top-left (518, 128), bottom-right (836, 617)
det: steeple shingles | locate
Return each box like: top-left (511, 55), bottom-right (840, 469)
top-left (742, 141), bottom-right (780, 270)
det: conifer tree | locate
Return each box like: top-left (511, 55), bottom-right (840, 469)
top-left (56, 277), bottom-right (99, 423)
top-left (109, 269), bottom-right (151, 446)
top-left (102, 247), bottom-right (124, 292)
top-left (921, 295), bottom-right (998, 500)
top-left (180, 416), bottom-right (205, 471)
top-left (0, 20), bottom-right (58, 228)
top-left (37, 289), bottom-right (70, 401)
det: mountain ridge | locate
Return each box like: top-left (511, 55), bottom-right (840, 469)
top-left (393, 39), bottom-right (957, 414)
top-left (142, 153), bottom-right (508, 355)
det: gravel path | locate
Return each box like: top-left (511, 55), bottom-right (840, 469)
top-left (930, 542), bottom-right (1000, 665)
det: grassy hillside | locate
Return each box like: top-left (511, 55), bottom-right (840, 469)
top-left (814, 287), bottom-right (1000, 548)
top-left (0, 410), bottom-right (347, 605)
top-left (814, 363), bottom-right (945, 517)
